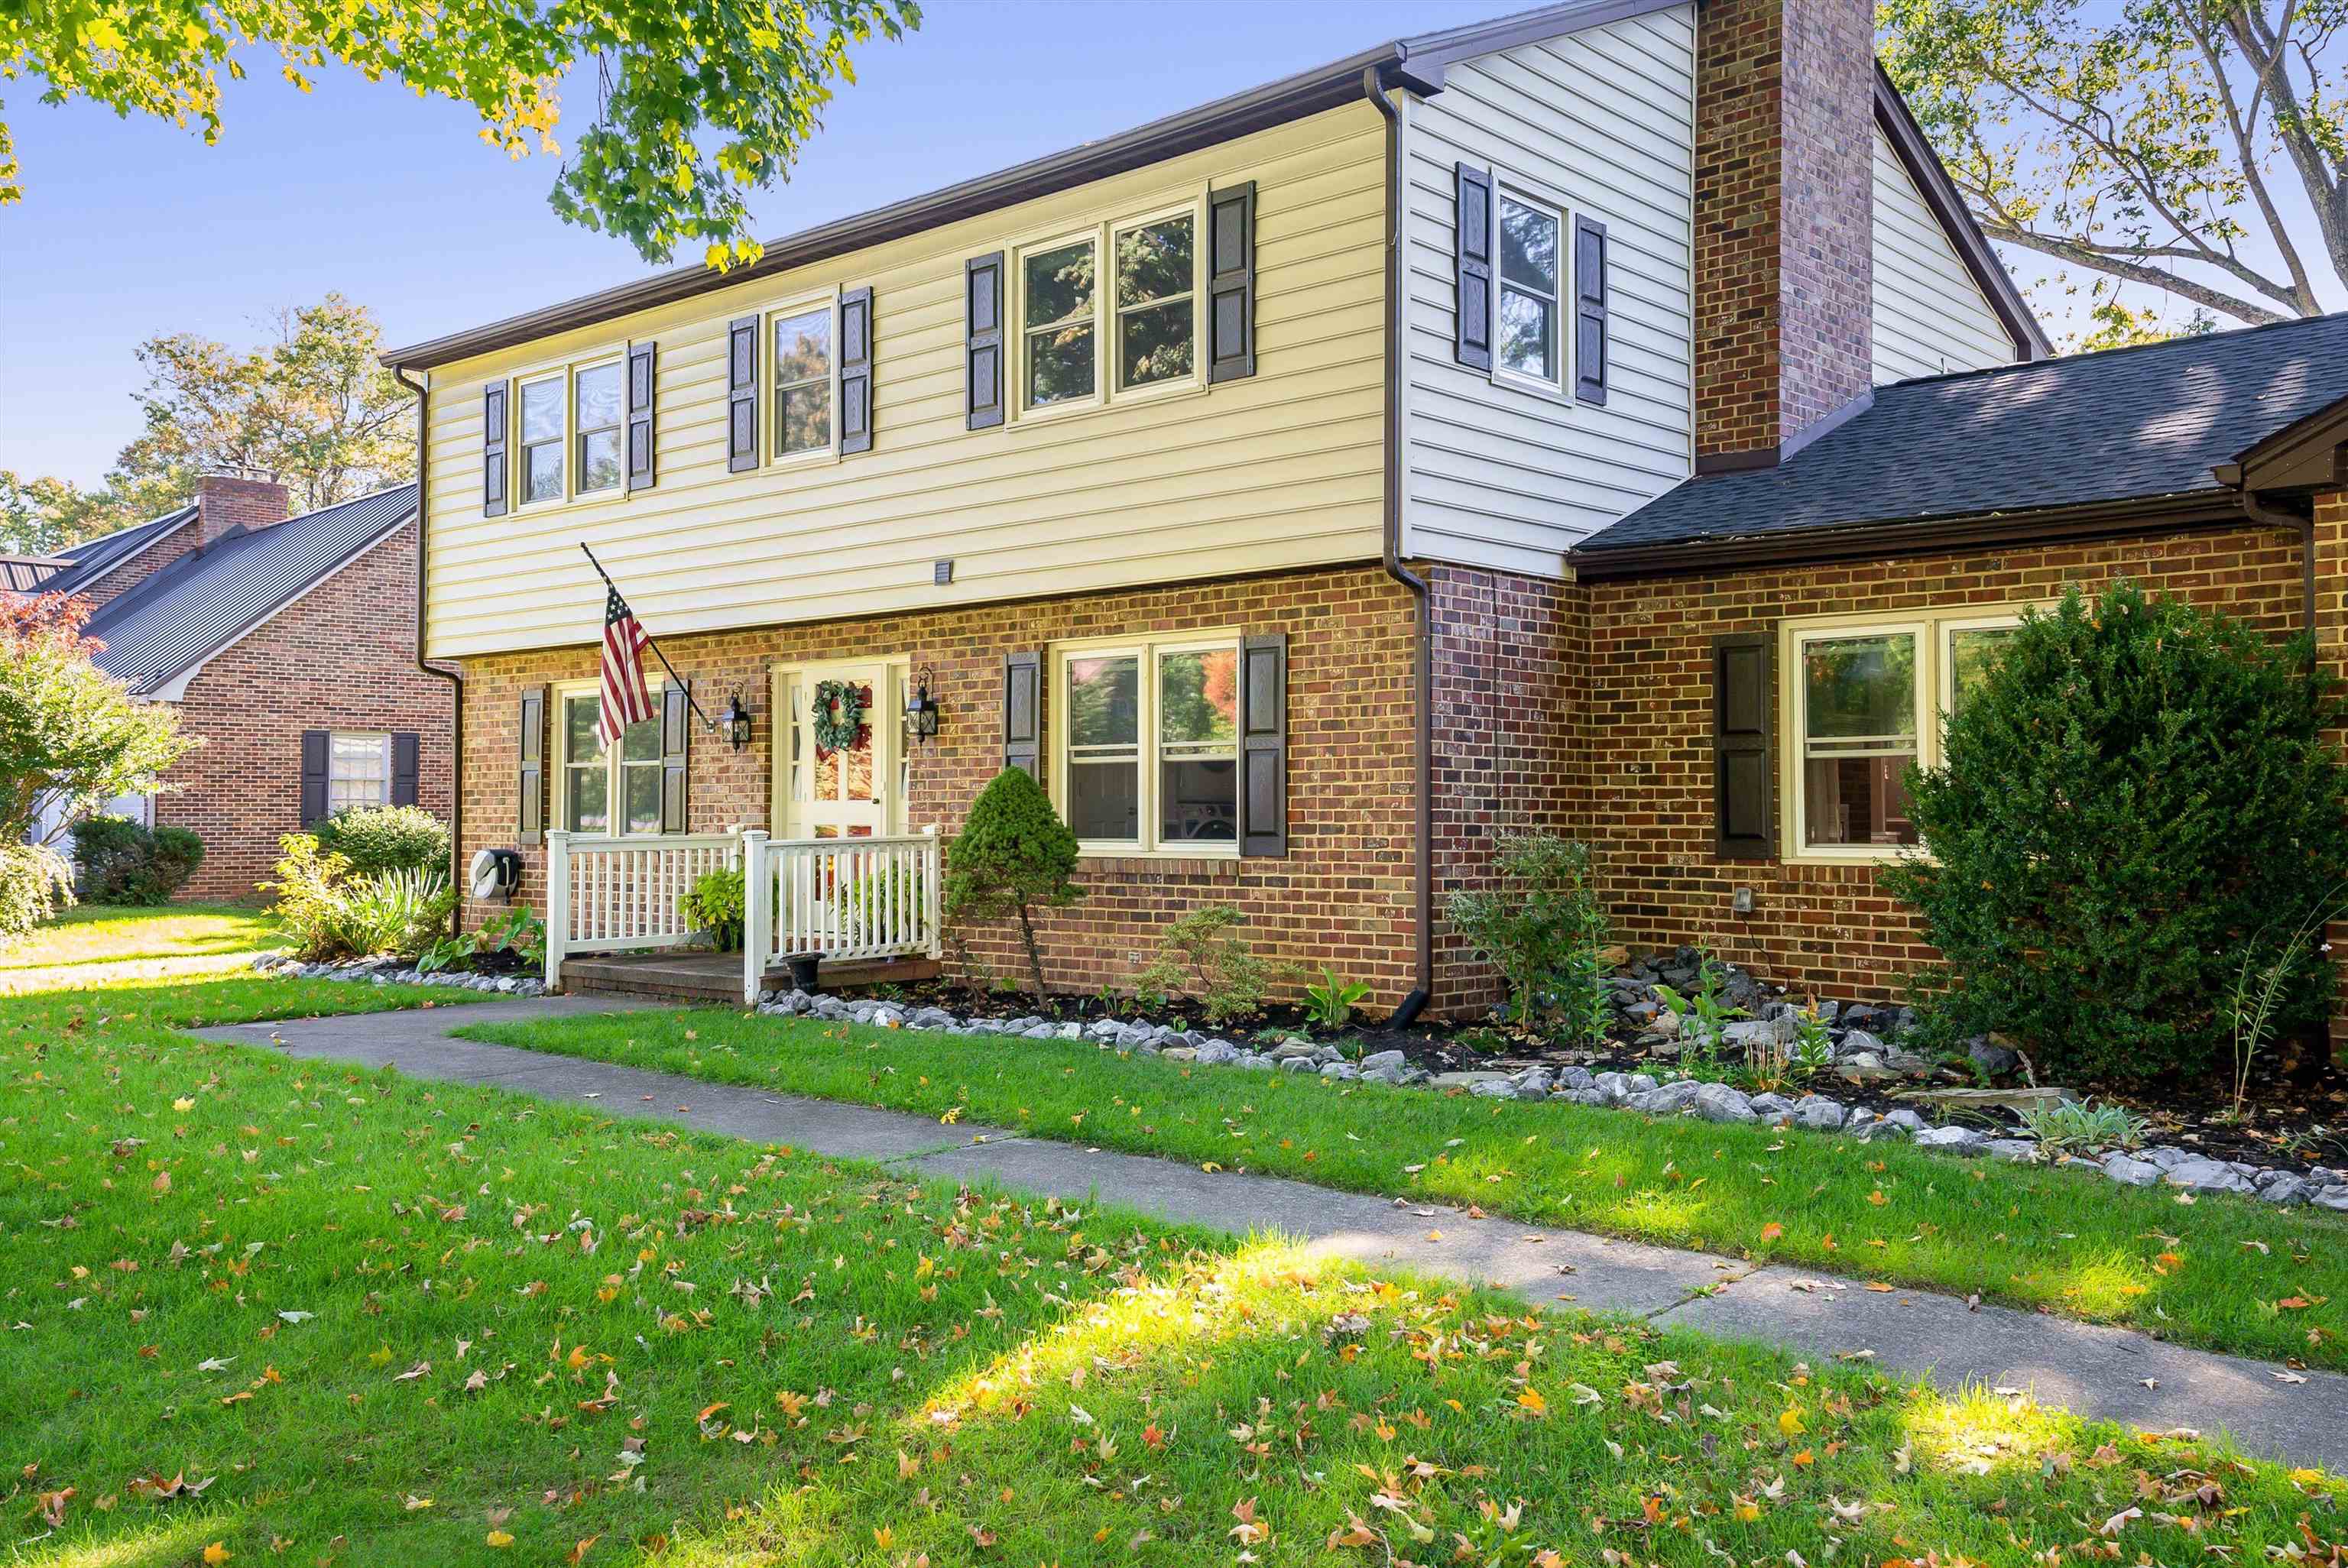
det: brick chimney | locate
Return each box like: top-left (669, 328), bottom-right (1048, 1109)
top-left (1694, 0), bottom-right (1877, 469)
top-left (195, 470), bottom-right (290, 550)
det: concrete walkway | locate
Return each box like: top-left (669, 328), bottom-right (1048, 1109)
top-left (196, 997), bottom-right (2348, 1470)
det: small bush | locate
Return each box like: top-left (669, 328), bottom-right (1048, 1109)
top-left (679, 867), bottom-right (746, 950)
top-left (0, 843), bottom-right (73, 946)
top-left (263, 833), bottom-right (455, 961)
top-left (313, 805), bottom-right (449, 880)
top-left (70, 815), bottom-right (205, 904)
top-left (1885, 582), bottom-right (2348, 1081)
top-left (1445, 832), bottom-right (1610, 1036)
top-left (943, 768), bottom-right (1082, 1000)
top-left (1133, 904), bottom-right (1289, 1025)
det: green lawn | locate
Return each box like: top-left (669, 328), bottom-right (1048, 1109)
top-left (458, 1009), bottom-right (2348, 1372)
top-left (0, 902), bottom-right (284, 993)
top-left (3, 982), bottom-right (2343, 1566)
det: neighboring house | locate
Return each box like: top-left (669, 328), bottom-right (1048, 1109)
top-left (0, 554), bottom-right (67, 592)
top-left (383, 0), bottom-right (2339, 1012)
top-left (47, 475), bottom-right (457, 902)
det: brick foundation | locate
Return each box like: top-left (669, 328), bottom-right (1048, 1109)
top-left (155, 520), bottom-right (457, 901)
top-left (459, 565), bottom-right (1425, 1006)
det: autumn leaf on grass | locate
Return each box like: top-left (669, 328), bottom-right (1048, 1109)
top-left (1778, 1408), bottom-right (1806, 1437)
top-left (1516, 1386), bottom-right (1548, 1417)
top-left (1759, 1222), bottom-right (1784, 1242)
top-left (202, 1545), bottom-right (231, 1566)
top-left (1229, 1497), bottom-right (1270, 1547)
top-left (485, 1531), bottom-right (514, 1548)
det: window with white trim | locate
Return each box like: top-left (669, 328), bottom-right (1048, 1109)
top-left (1011, 196), bottom-right (1207, 419)
top-left (1785, 608), bottom-right (2025, 857)
top-left (1055, 635), bottom-right (1240, 853)
top-left (1495, 187), bottom-right (1563, 388)
top-left (1113, 210), bottom-right (1195, 390)
top-left (772, 303), bottom-right (834, 457)
top-left (327, 732), bottom-right (391, 815)
top-left (574, 361), bottom-right (623, 494)
top-left (1022, 235), bottom-right (1098, 410)
top-left (558, 685), bottom-right (665, 835)
top-left (509, 354), bottom-right (624, 506)
top-left (517, 374), bottom-right (565, 503)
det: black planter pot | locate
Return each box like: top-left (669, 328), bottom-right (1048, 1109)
top-left (786, 953), bottom-right (822, 990)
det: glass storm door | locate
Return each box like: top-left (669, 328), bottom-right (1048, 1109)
top-left (776, 663), bottom-right (899, 839)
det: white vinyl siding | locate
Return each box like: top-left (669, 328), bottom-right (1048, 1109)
top-left (421, 105), bottom-right (1386, 661)
top-left (1871, 125), bottom-right (2017, 384)
top-left (1399, 4), bottom-right (1698, 578)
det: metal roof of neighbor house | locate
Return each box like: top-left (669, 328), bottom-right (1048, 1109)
top-left (0, 555), bottom-right (66, 591)
top-left (388, 0), bottom-right (2037, 371)
top-left (84, 484), bottom-right (417, 695)
top-left (1571, 311), bottom-right (2348, 572)
top-left (37, 504), bottom-right (196, 598)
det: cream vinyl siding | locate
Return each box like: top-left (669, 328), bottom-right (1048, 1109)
top-left (422, 106), bottom-right (1386, 660)
top-left (1399, 5), bottom-right (1697, 578)
top-left (1872, 125), bottom-right (2016, 384)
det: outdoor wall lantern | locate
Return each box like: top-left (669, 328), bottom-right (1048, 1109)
top-left (904, 664), bottom-right (941, 745)
top-left (718, 692), bottom-right (754, 751)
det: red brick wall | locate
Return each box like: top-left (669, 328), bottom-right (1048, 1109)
top-left (1694, 0), bottom-right (1875, 460)
top-left (73, 517), bottom-right (199, 607)
top-left (154, 520), bottom-right (456, 902)
top-left (459, 565), bottom-right (1424, 1005)
top-left (193, 475), bottom-right (290, 549)
top-left (1576, 520), bottom-right (2311, 999)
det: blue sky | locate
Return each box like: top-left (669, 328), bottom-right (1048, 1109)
top-left (2, 1), bottom-right (1501, 487)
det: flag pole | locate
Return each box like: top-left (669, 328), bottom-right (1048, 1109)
top-left (579, 543), bottom-right (720, 731)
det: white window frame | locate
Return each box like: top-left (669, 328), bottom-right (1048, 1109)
top-left (1779, 604), bottom-right (2034, 864)
top-left (553, 678), bottom-right (668, 838)
top-left (1488, 177), bottom-right (1571, 400)
top-left (767, 286), bottom-right (843, 467)
top-left (326, 731), bottom-right (392, 815)
top-left (1049, 630), bottom-right (1242, 859)
top-left (572, 359), bottom-right (625, 497)
top-left (506, 347), bottom-right (626, 511)
top-left (1009, 190), bottom-right (1208, 425)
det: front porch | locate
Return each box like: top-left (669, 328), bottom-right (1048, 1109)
top-left (542, 825), bottom-right (942, 1006)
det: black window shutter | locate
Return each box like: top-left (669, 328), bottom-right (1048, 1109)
top-left (661, 682), bottom-right (692, 834)
top-left (1713, 633), bottom-right (1774, 860)
top-left (839, 285), bottom-right (874, 455)
top-left (482, 384), bottom-right (508, 517)
top-left (626, 339), bottom-right (658, 490)
top-left (1002, 651), bottom-right (1040, 778)
top-left (1455, 164), bottom-right (1493, 371)
top-left (518, 687), bottom-right (546, 844)
top-left (391, 731), bottom-right (420, 808)
top-left (966, 253), bottom-right (1005, 430)
top-left (1206, 181), bottom-right (1257, 384)
top-left (726, 315), bottom-right (759, 472)
top-left (300, 730), bottom-right (329, 828)
top-left (1573, 215), bottom-right (1610, 406)
top-left (1238, 633), bottom-right (1288, 857)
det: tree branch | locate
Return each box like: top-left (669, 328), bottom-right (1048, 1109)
top-left (1978, 222), bottom-right (2294, 322)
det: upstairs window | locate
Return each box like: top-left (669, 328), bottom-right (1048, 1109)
top-left (574, 361), bottom-right (622, 494)
top-left (1114, 212), bottom-right (1195, 391)
top-left (1023, 237), bottom-right (1098, 409)
top-left (518, 375), bottom-right (565, 503)
top-left (1496, 189), bottom-right (1562, 388)
top-left (773, 305), bottom-right (833, 457)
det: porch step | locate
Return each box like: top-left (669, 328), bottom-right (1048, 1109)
top-left (559, 950), bottom-right (942, 1006)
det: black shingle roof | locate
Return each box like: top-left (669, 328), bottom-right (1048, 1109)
top-left (1574, 312), bottom-right (2348, 561)
top-left (38, 505), bottom-right (196, 598)
top-left (84, 484), bottom-right (417, 695)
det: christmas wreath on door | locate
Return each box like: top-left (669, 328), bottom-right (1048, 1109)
top-left (809, 679), bottom-right (868, 753)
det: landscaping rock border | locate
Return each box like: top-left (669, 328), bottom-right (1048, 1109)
top-left (250, 951), bottom-right (548, 997)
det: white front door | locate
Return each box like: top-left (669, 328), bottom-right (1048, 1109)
top-left (773, 663), bottom-right (901, 839)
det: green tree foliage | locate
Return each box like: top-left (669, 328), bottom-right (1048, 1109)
top-left (313, 805), bottom-right (450, 880)
top-left (1880, 0), bottom-right (2346, 340)
top-left (1445, 832), bottom-right (1610, 1035)
top-left (0, 296), bottom-right (416, 550)
top-left (1884, 582), bottom-right (2348, 1081)
top-left (1, 1), bottom-right (919, 267)
top-left (942, 768), bottom-right (1082, 1001)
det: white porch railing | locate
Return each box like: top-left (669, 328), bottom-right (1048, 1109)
top-left (542, 826), bottom-right (943, 1003)
top-left (741, 828), bottom-right (942, 1006)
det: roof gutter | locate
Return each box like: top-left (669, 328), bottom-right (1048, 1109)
top-left (394, 366), bottom-right (465, 928)
top-left (1364, 63), bottom-right (1433, 1027)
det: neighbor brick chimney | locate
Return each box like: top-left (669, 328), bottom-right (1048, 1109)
top-left (195, 470), bottom-right (290, 550)
top-left (1694, 0), bottom-right (1876, 469)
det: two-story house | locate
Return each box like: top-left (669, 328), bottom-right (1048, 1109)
top-left (391, 0), bottom-right (2346, 1015)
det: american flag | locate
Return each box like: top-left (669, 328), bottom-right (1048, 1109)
top-left (598, 585), bottom-right (654, 748)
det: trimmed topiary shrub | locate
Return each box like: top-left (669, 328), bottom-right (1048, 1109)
top-left (1883, 581), bottom-right (2348, 1082)
top-left (70, 815), bottom-right (206, 905)
top-left (943, 767), bottom-right (1082, 1001)
top-left (313, 805), bottom-right (451, 880)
